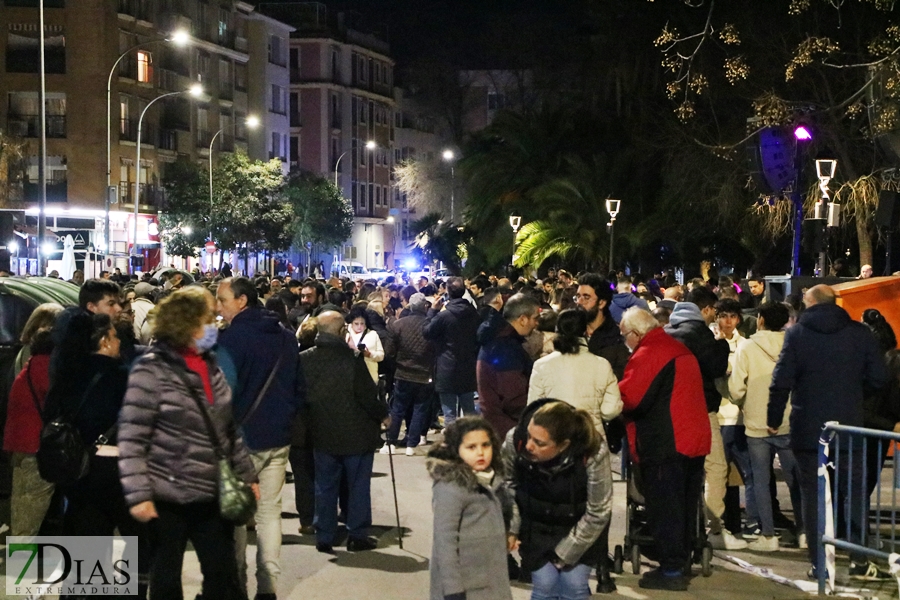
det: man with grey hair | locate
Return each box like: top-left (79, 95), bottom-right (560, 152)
top-left (300, 310), bottom-right (387, 554)
top-left (477, 293), bottom-right (540, 437)
top-left (384, 293), bottom-right (436, 455)
top-left (618, 307), bottom-right (711, 592)
top-left (768, 284), bottom-right (887, 579)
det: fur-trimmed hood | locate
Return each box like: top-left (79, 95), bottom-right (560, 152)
top-left (426, 456), bottom-right (504, 493)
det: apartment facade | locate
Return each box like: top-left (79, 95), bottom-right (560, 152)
top-left (260, 2), bottom-right (396, 271)
top-left (0, 0), bottom-right (291, 274)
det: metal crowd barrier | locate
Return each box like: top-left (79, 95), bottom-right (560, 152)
top-left (817, 421), bottom-right (900, 595)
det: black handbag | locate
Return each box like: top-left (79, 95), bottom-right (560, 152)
top-left (35, 371), bottom-right (114, 486)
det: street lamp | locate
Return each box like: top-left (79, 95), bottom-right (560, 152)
top-left (605, 198), bottom-right (621, 270)
top-left (509, 213), bottom-right (522, 269)
top-left (334, 139), bottom-right (376, 189)
top-left (443, 149), bottom-right (456, 223)
top-left (209, 114), bottom-right (259, 243)
top-left (132, 84), bottom-right (203, 265)
top-left (814, 157), bottom-right (838, 276)
top-left (790, 125), bottom-right (813, 276)
top-left (105, 30), bottom-right (190, 258)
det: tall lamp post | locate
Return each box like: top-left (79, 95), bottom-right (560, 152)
top-left (334, 139), bottom-right (376, 189)
top-left (132, 84), bottom-right (203, 268)
top-left (509, 213), bottom-right (521, 274)
top-left (106, 30), bottom-right (189, 256)
top-left (791, 125), bottom-right (813, 276)
top-left (605, 198), bottom-right (621, 271)
top-left (814, 158), bottom-right (838, 277)
top-left (209, 115), bottom-right (259, 242)
top-left (442, 149), bottom-right (455, 223)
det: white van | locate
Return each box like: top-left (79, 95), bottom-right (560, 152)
top-left (332, 261), bottom-right (371, 278)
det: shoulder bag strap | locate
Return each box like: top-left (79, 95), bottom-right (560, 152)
top-left (160, 354), bottom-right (227, 460)
top-left (24, 360), bottom-right (44, 423)
top-left (69, 371), bottom-right (106, 420)
top-left (236, 344), bottom-right (285, 426)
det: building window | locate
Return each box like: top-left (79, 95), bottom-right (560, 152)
top-left (359, 56), bottom-right (366, 82)
top-left (137, 51), bottom-right (152, 83)
top-left (290, 135), bottom-right (299, 165)
top-left (290, 92), bottom-right (300, 127)
top-left (7, 27), bottom-right (65, 74)
top-left (197, 51), bottom-right (210, 82)
top-left (359, 182), bottom-right (367, 211)
top-left (330, 93), bottom-right (340, 129)
top-left (235, 111), bottom-right (247, 140)
top-left (197, 106), bottom-right (208, 145)
top-left (270, 132), bottom-right (279, 159)
top-left (290, 47), bottom-right (300, 79)
top-left (218, 9), bottom-right (229, 44)
top-left (235, 64), bottom-right (247, 91)
top-left (271, 84), bottom-right (285, 114)
top-left (197, 2), bottom-right (209, 38)
top-left (268, 35), bottom-right (285, 66)
top-left (374, 62), bottom-right (380, 83)
top-left (8, 91), bottom-right (66, 138)
top-left (332, 47), bottom-right (340, 81)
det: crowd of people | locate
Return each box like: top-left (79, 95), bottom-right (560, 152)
top-left (2, 264), bottom-right (899, 599)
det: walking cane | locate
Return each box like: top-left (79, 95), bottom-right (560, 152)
top-left (385, 444), bottom-right (403, 549)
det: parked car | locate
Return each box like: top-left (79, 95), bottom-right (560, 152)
top-left (332, 261), bottom-right (371, 278)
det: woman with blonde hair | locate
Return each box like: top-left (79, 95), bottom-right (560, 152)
top-left (119, 285), bottom-right (258, 600)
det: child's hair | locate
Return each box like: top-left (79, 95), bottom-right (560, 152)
top-left (531, 400), bottom-right (601, 458)
top-left (427, 416), bottom-right (504, 472)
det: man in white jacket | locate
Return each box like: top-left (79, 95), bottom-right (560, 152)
top-left (728, 301), bottom-right (803, 552)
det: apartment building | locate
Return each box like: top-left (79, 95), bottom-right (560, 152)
top-left (260, 2), bottom-right (396, 271)
top-left (0, 0), bottom-right (290, 274)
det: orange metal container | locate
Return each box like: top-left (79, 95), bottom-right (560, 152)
top-left (832, 276), bottom-right (900, 349)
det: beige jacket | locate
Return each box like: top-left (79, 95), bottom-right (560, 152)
top-left (727, 330), bottom-right (791, 438)
top-left (527, 344), bottom-right (622, 434)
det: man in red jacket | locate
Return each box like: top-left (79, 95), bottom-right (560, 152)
top-left (618, 307), bottom-right (711, 592)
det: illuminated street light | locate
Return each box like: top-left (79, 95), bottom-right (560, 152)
top-left (133, 84), bottom-right (203, 266)
top-left (209, 115), bottom-right (259, 242)
top-left (443, 149), bottom-right (456, 222)
top-left (106, 30), bottom-right (190, 258)
top-left (606, 199), bottom-right (621, 270)
top-left (793, 125), bottom-right (813, 141)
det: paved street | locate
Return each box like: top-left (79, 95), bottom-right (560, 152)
top-left (177, 448), bottom-right (889, 600)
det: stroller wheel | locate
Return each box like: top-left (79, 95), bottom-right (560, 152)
top-left (613, 545), bottom-right (623, 575)
top-left (701, 544), bottom-right (713, 577)
top-left (631, 544), bottom-right (641, 575)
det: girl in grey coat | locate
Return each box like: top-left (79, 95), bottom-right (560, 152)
top-left (427, 416), bottom-right (513, 600)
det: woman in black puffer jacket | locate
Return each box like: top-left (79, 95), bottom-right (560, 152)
top-left (118, 286), bottom-right (257, 600)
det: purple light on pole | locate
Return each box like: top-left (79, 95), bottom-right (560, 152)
top-left (794, 125), bottom-right (813, 141)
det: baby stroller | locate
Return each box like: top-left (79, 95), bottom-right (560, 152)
top-left (615, 457), bottom-right (713, 577)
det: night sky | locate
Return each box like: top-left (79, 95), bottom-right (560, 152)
top-left (265, 0), bottom-right (584, 68)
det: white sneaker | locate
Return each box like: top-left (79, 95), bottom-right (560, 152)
top-left (748, 535), bottom-right (779, 552)
top-left (379, 443), bottom-right (397, 455)
top-left (709, 530), bottom-right (748, 550)
top-left (420, 435), bottom-right (428, 445)
top-left (405, 447), bottom-right (415, 456)
top-left (798, 533), bottom-right (808, 549)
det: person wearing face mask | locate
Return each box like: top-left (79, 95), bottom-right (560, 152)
top-left (119, 286), bottom-right (259, 600)
top-left (215, 277), bottom-right (305, 600)
top-left (59, 312), bottom-right (151, 598)
top-left (618, 307), bottom-right (711, 592)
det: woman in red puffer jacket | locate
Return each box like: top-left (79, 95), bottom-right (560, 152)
top-left (4, 327), bottom-right (55, 536)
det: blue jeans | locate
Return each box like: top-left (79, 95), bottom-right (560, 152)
top-left (530, 562), bottom-right (592, 600)
top-left (313, 451), bottom-right (374, 545)
top-left (439, 391), bottom-right (476, 426)
top-left (747, 436), bottom-right (803, 537)
top-left (387, 380), bottom-right (432, 446)
top-left (721, 424), bottom-right (758, 525)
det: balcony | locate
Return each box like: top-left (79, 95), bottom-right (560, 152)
top-left (159, 129), bottom-right (178, 152)
top-left (8, 115), bottom-right (66, 138)
top-left (119, 119), bottom-right (158, 145)
top-left (119, 182), bottom-right (165, 208)
top-left (24, 180), bottom-right (67, 203)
